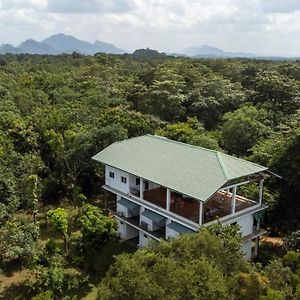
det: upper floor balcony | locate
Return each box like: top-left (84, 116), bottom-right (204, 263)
top-left (104, 165), bottom-right (265, 228)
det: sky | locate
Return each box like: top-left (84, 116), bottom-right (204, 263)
top-left (1, 0), bottom-right (300, 56)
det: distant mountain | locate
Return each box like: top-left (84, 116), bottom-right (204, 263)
top-left (0, 33), bottom-right (126, 55)
top-left (19, 39), bottom-right (58, 55)
top-left (180, 44), bottom-right (257, 58)
top-left (0, 44), bottom-right (21, 54)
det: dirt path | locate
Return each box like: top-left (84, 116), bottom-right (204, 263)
top-left (261, 236), bottom-right (284, 246)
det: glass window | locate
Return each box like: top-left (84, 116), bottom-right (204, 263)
top-left (136, 178), bottom-right (140, 186)
top-left (121, 176), bottom-right (127, 184)
top-left (109, 171), bottom-right (114, 178)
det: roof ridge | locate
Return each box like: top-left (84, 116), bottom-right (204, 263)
top-left (112, 135), bottom-right (145, 146)
top-left (218, 151), bottom-right (267, 169)
top-left (216, 152), bottom-right (230, 181)
top-left (147, 134), bottom-right (219, 154)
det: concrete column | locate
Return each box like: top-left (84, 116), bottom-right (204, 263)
top-left (254, 237), bottom-right (259, 258)
top-left (140, 178), bottom-right (144, 200)
top-left (259, 178), bottom-right (264, 205)
top-left (231, 186), bottom-right (237, 214)
top-left (166, 188), bottom-right (171, 211)
top-left (199, 201), bottom-right (203, 225)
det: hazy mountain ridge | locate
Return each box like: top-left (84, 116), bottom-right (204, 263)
top-left (0, 33), bottom-right (126, 55)
top-left (0, 34), bottom-right (298, 59)
top-left (180, 44), bottom-right (257, 58)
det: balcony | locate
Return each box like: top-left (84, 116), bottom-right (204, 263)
top-left (114, 213), bottom-right (165, 240)
top-left (143, 186), bottom-right (257, 224)
top-left (204, 191), bottom-right (257, 223)
top-left (143, 186), bottom-right (200, 223)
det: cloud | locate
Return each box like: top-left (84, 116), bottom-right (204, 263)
top-left (46, 0), bottom-right (134, 14)
top-left (260, 0), bottom-right (300, 14)
top-left (1, 0), bottom-right (300, 56)
top-left (0, 0), bottom-right (47, 10)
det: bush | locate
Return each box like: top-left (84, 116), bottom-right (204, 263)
top-left (29, 254), bottom-right (86, 296)
top-left (284, 230), bottom-right (300, 252)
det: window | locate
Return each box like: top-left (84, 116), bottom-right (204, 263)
top-left (136, 178), bottom-right (140, 186)
top-left (109, 171), bottom-right (115, 178)
top-left (121, 176), bottom-right (127, 184)
top-left (144, 234), bottom-right (148, 238)
top-left (120, 221), bottom-right (124, 225)
top-left (144, 180), bottom-right (149, 190)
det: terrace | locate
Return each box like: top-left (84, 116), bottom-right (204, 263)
top-left (143, 185), bottom-right (257, 224)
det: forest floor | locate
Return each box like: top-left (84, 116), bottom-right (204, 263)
top-left (0, 206), bottom-right (136, 300)
top-left (261, 236), bottom-right (284, 246)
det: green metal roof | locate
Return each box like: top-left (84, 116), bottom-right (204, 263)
top-left (118, 198), bottom-right (139, 210)
top-left (141, 209), bottom-right (166, 223)
top-left (92, 135), bottom-right (267, 202)
top-left (167, 222), bottom-right (195, 234)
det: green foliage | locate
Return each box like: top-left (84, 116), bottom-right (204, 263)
top-left (252, 70), bottom-right (300, 125)
top-left (29, 254), bottom-right (85, 297)
top-left (221, 105), bottom-right (272, 156)
top-left (47, 208), bottom-right (70, 253)
top-left (77, 204), bottom-right (117, 252)
top-left (157, 117), bottom-right (220, 150)
top-left (31, 290), bottom-right (53, 300)
top-left (96, 225), bottom-right (262, 300)
top-left (260, 289), bottom-right (285, 300)
top-left (284, 231), bottom-right (300, 252)
top-left (2, 53), bottom-right (300, 298)
top-left (263, 259), bottom-right (293, 298)
top-left (0, 218), bottom-right (39, 267)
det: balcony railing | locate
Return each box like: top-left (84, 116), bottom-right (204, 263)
top-left (130, 187), bottom-right (140, 198)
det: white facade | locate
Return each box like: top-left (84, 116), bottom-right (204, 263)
top-left (104, 165), bottom-right (266, 260)
top-left (165, 226), bottom-right (180, 240)
top-left (140, 214), bottom-right (160, 232)
top-left (105, 166), bottom-right (129, 194)
top-left (116, 201), bottom-right (140, 218)
top-left (138, 231), bottom-right (157, 248)
top-left (117, 220), bottom-right (139, 240)
top-left (241, 239), bottom-right (252, 260)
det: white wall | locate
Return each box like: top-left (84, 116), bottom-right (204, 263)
top-left (140, 214), bottom-right (160, 231)
top-left (125, 224), bottom-right (139, 240)
top-left (165, 226), bottom-right (180, 240)
top-left (241, 240), bottom-right (252, 260)
top-left (116, 202), bottom-right (140, 218)
top-left (116, 202), bottom-right (129, 218)
top-left (117, 219), bottom-right (126, 239)
top-left (129, 174), bottom-right (140, 190)
top-left (236, 214), bottom-right (254, 237)
top-left (139, 231), bottom-right (151, 247)
top-left (117, 220), bottom-right (139, 240)
top-left (105, 165), bottom-right (129, 194)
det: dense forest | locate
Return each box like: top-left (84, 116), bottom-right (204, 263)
top-left (1, 52), bottom-right (300, 299)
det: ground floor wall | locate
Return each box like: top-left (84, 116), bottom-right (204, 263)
top-left (117, 220), bottom-right (139, 240)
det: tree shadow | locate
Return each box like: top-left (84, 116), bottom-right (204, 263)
top-left (0, 283), bottom-right (33, 300)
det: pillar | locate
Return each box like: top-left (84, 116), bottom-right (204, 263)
top-left (199, 201), bottom-right (203, 225)
top-left (231, 186), bottom-right (237, 214)
top-left (259, 178), bottom-right (264, 205)
top-left (166, 188), bottom-right (171, 211)
top-left (140, 178), bottom-right (144, 200)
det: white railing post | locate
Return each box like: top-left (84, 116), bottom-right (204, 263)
top-left (259, 178), bottom-right (264, 205)
top-left (231, 186), bottom-right (237, 214)
top-left (199, 201), bottom-right (203, 225)
top-left (140, 178), bottom-right (144, 200)
top-left (166, 188), bottom-right (171, 211)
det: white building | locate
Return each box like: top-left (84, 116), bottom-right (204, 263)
top-left (93, 135), bottom-right (275, 260)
